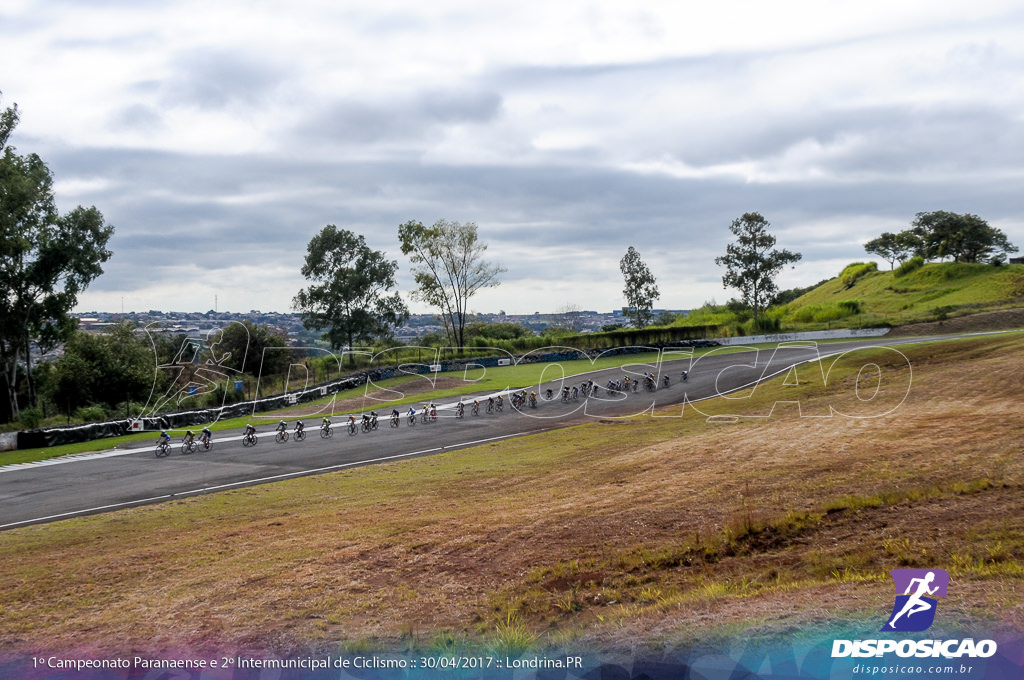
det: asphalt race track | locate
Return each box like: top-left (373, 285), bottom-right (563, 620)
top-left (0, 335), bottom-right (974, 530)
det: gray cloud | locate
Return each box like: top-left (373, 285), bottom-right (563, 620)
top-left (161, 49), bottom-right (288, 110)
top-left (46, 137), bottom-right (1024, 311)
top-left (8, 2), bottom-right (1021, 313)
top-left (292, 89), bottom-right (502, 145)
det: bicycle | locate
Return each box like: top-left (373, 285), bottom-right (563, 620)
top-left (348, 421), bottom-right (357, 435)
top-left (200, 436), bottom-right (213, 452)
top-left (294, 428), bottom-right (306, 442)
top-left (471, 402), bottom-right (480, 416)
top-left (456, 403), bottom-right (465, 419)
top-left (242, 432), bottom-right (258, 447)
top-left (496, 398), bottom-right (503, 412)
top-left (361, 419), bottom-right (371, 433)
top-left (390, 413), bottom-right (400, 428)
top-left (275, 430), bottom-right (289, 443)
top-left (408, 412), bottom-right (417, 426)
top-left (486, 401), bottom-right (494, 414)
top-left (155, 441), bottom-right (171, 457)
top-left (320, 424), bottom-right (333, 439)
top-left (181, 438), bottom-right (196, 455)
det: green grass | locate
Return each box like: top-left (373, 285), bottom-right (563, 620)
top-left (1, 346), bottom-right (756, 465)
top-left (778, 262), bottom-right (1024, 328)
top-left (2, 333), bottom-right (1022, 657)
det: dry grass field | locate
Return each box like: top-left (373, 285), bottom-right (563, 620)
top-left (1, 333), bottom-right (1022, 661)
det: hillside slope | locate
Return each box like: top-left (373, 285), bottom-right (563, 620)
top-left (780, 261), bottom-right (1024, 328)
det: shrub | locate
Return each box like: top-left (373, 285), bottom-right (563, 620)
top-left (894, 256), bottom-right (924, 278)
top-left (19, 407), bottom-right (43, 429)
top-left (73, 405), bottom-right (109, 423)
top-left (837, 299), bottom-right (862, 315)
top-left (840, 262), bottom-right (878, 288)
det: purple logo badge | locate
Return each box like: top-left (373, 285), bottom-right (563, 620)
top-left (881, 569), bottom-right (949, 632)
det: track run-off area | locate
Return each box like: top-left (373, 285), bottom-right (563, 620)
top-left (0, 333), bottom-right (1004, 530)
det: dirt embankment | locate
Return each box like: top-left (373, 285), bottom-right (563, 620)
top-left (892, 307), bottom-right (1024, 336)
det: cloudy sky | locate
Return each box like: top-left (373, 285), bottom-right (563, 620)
top-left (2, 0), bottom-right (1022, 316)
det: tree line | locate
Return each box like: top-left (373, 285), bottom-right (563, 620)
top-left (864, 211), bottom-right (1017, 269)
top-left (3, 90), bottom-right (1020, 428)
top-left (1, 93), bottom-right (114, 423)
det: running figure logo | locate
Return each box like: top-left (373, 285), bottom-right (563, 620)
top-left (881, 568), bottom-right (949, 632)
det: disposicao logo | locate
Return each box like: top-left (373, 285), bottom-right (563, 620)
top-left (881, 568), bottom-right (949, 632)
top-left (831, 567), bottom-right (998, 659)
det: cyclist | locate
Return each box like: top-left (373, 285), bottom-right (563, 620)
top-left (183, 429), bottom-right (195, 446)
top-left (294, 420), bottom-right (304, 435)
top-left (530, 391), bottom-right (538, 407)
top-left (348, 414), bottom-right (357, 432)
top-left (456, 401), bottom-right (465, 417)
top-left (663, 375), bottom-right (670, 387)
top-left (545, 388), bottom-right (554, 400)
top-left (408, 405), bottom-right (417, 421)
top-left (322, 416), bottom-right (331, 429)
top-left (487, 396), bottom-right (495, 412)
top-left (276, 420), bottom-right (287, 435)
top-left (391, 408), bottom-right (400, 426)
top-left (369, 411), bottom-right (378, 428)
top-left (157, 430), bottom-right (171, 446)
top-left (496, 394), bottom-right (503, 409)
top-left (681, 370), bottom-right (689, 382)
top-left (244, 423), bottom-right (256, 437)
top-left (429, 403), bottom-right (437, 420)
top-left (200, 426), bottom-right (212, 445)
top-left (572, 385), bottom-right (579, 400)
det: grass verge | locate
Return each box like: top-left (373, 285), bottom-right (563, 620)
top-left (1, 333), bottom-right (1022, 659)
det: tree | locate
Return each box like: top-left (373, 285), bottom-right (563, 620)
top-left (554, 303), bottom-right (585, 333)
top-left (40, 322), bottom-right (152, 417)
top-left (1, 94), bottom-right (114, 421)
top-left (715, 212), bottom-right (801, 327)
top-left (911, 211), bottom-right (1017, 263)
top-left (619, 246), bottom-right (660, 328)
top-left (293, 226), bottom-right (409, 365)
top-left (864, 232), bottom-right (910, 270)
top-left (211, 320), bottom-right (292, 376)
top-left (398, 219), bottom-right (504, 348)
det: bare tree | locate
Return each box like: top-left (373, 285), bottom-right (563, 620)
top-left (398, 219), bottom-right (505, 348)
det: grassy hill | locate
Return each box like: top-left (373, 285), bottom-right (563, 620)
top-left (1, 333), bottom-right (1021, 660)
top-left (775, 261), bottom-right (1024, 329)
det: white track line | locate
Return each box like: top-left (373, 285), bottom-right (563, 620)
top-left (0, 429), bottom-right (549, 529)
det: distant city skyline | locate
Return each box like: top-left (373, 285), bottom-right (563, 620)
top-left (3, 2), bottom-right (1022, 315)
